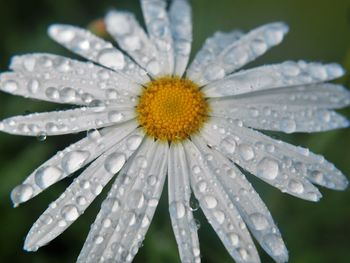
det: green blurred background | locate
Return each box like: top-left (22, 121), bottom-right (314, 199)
top-left (1, 0), bottom-right (350, 262)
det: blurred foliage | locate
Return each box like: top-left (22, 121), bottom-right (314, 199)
top-left (1, 0), bottom-right (350, 262)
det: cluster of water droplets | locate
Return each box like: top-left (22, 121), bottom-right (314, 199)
top-left (0, 54), bottom-right (141, 107)
top-left (23, 129), bottom-right (144, 252)
top-left (77, 139), bottom-right (167, 263)
top-left (202, 117), bottom-right (347, 200)
top-left (187, 22), bottom-right (288, 85)
top-left (48, 24), bottom-right (149, 83)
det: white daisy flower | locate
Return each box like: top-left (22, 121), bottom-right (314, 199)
top-left (1, 0), bottom-right (349, 262)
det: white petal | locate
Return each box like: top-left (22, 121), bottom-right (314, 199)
top-left (168, 143), bottom-right (200, 262)
top-left (24, 129), bottom-right (144, 251)
top-left (141, 0), bottom-right (175, 75)
top-left (48, 24), bottom-right (149, 84)
top-left (187, 30), bottom-right (243, 85)
top-left (10, 121), bottom-right (138, 206)
top-left (192, 136), bottom-right (288, 262)
top-left (0, 106), bottom-right (135, 136)
top-left (188, 22), bottom-right (288, 85)
top-left (203, 61), bottom-right (345, 98)
top-left (105, 10), bottom-right (159, 76)
top-left (184, 139), bottom-right (261, 263)
top-left (210, 103), bottom-right (349, 133)
top-left (77, 138), bottom-right (168, 263)
top-left (201, 117), bottom-right (348, 194)
top-left (2, 54), bottom-right (140, 105)
top-left (169, 0), bottom-right (192, 77)
top-left (210, 84), bottom-right (350, 110)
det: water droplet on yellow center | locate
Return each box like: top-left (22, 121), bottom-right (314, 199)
top-left (136, 77), bottom-right (209, 142)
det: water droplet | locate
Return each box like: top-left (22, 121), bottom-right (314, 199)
top-left (27, 79), bottom-right (40, 94)
top-left (60, 87), bottom-right (77, 102)
top-left (80, 180), bottom-right (90, 189)
top-left (35, 166), bottom-right (63, 189)
top-left (98, 49), bottom-right (125, 70)
top-left (192, 165), bottom-right (201, 174)
top-left (61, 204), bottom-right (79, 221)
top-left (146, 174), bottom-right (158, 186)
top-left (190, 195), bottom-right (200, 211)
top-left (213, 210), bottom-right (225, 224)
top-left (103, 218), bottom-right (112, 228)
top-left (108, 111), bottom-right (124, 123)
top-left (61, 151), bottom-right (90, 173)
top-left (250, 213), bottom-right (269, 231)
top-left (238, 248), bottom-right (249, 261)
top-left (229, 233), bottom-right (240, 247)
top-left (227, 168), bottom-right (237, 178)
top-left (126, 135), bottom-right (143, 150)
top-left (288, 179), bottom-right (304, 194)
top-left (41, 214), bottom-right (53, 225)
top-left (238, 144), bottom-right (255, 161)
top-left (77, 196), bottom-right (87, 206)
top-left (127, 190), bottom-right (145, 209)
top-left (204, 195), bottom-right (217, 209)
top-left (45, 87), bottom-right (60, 100)
top-left (220, 137), bottom-right (236, 154)
top-left (2, 80), bottom-right (18, 92)
top-left (169, 201), bottom-right (186, 219)
top-left (11, 184), bottom-right (33, 204)
top-left (197, 180), bottom-right (207, 193)
top-left (94, 235), bottom-right (104, 244)
top-left (148, 198), bottom-right (159, 207)
top-left (263, 234), bottom-right (286, 257)
top-left (36, 131), bottom-right (47, 141)
top-left (141, 216), bottom-right (150, 228)
top-left (104, 152), bottom-right (126, 174)
top-left (280, 117), bottom-right (296, 133)
top-left (54, 27), bottom-right (75, 42)
top-left (257, 157), bottom-right (279, 180)
top-left (23, 57), bottom-right (36, 71)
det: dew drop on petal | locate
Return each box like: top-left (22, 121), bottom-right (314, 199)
top-left (11, 184), bottom-right (33, 204)
top-left (220, 137), bottom-right (236, 154)
top-left (250, 213), bottom-right (269, 231)
top-left (108, 111), bottom-right (124, 123)
top-left (213, 210), bottom-right (225, 224)
top-left (263, 234), bottom-right (286, 257)
top-left (288, 179), bottom-right (304, 194)
top-left (61, 151), bottom-right (90, 173)
top-left (257, 157), bottom-right (279, 180)
top-left (126, 135), bottom-right (143, 150)
top-left (61, 204), bottom-right (79, 222)
top-left (238, 144), bottom-right (255, 161)
top-left (2, 80), bottom-right (18, 92)
top-left (280, 117), bottom-right (297, 133)
top-left (204, 195), bottom-right (217, 209)
top-left (104, 152), bottom-right (126, 174)
top-left (169, 201), bottom-right (186, 219)
top-left (98, 49), bottom-right (125, 70)
top-left (35, 166), bottom-right (63, 189)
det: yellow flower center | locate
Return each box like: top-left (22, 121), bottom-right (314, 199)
top-left (136, 76), bottom-right (209, 142)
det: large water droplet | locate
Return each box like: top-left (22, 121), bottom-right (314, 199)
top-left (213, 210), bottom-right (225, 224)
top-left (35, 166), bottom-right (63, 189)
top-left (220, 137), bottom-right (236, 154)
top-left (288, 179), bottom-right (304, 194)
top-left (280, 117), bottom-right (297, 133)
top-left (27, 79), bottom-right (40, 94)
top-left (2, 80), bottom-right (18, 92)
top-left (263, 234), bottom-right (286, 257)
top-left (108, 111), bottom-right (124, 123)
top-left (238, 144), bottom-right (255, 161)
top-left (169, 201), bottom-right (186, 219)
top-left (98, 49), bottom-right (125, 70)
top-left (257, 157), bottom-right (279, 180)
top-left (126, 135), bottom-right (143, 150)
top-left (204, 195), bottom-right (217, 209)
top-left (104, 152), bottom-right (126, 174)
top-left (250, 212), bottom-right (269, 231)
top-left (11, 184), bottom-right (33, 204)
top-left (61, 204), bottom-right (79, 221)
top-left (61, 151), bottom-right (90, 173)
